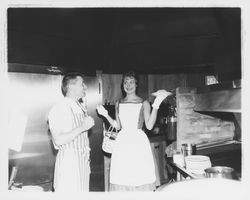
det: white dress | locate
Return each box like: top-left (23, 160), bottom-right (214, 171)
top-left (110, 103), bottom-right (156, 186)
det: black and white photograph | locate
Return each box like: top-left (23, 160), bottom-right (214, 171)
top-left (0, 1), bottom-right (249, 199)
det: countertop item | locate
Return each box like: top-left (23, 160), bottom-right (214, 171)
top-left (185, 155), bottom-right (211, 175)
top-left (166, 154), bottom-right (240, 181)
top-left (166, 157), bottom-right (205, 179)
top-left (181, 143), bottom-right (196, 156)
top-left (205, 166), bottom-right (235, 179)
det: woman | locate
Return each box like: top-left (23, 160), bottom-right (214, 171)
top-left (97, 71), bottom-right (171, 191)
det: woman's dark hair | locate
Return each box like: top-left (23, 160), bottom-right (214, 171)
top-left (61, 73), bottom-right (84, 96)
top-left (121, 71), bottom-right (139, 86)
top-left (121, 71), bottom-right (139, 97)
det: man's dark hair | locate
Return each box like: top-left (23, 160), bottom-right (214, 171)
top-left (61, 73), bottom-right (84, 96)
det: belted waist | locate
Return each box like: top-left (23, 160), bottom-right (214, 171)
top-left (120, 128), bottom-right (143, 134)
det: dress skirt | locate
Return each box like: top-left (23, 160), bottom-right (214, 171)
top-left (109, 128), bottom-right (156, 191)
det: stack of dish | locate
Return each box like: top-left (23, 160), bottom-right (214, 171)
top-left (173, 154), bottom-right (185, 167)
top-left (185, 155), bottom-right (211, 175)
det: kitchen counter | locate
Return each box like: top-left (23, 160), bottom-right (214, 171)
top-left (166, 156), bottom-right (240, 181)
top-left (166, 144), bottom-right (241, 181)
top-left (196, 140), bottom-right (242, 179)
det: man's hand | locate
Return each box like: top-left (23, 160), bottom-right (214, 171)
top-left (81, 116), bottom-right (95, 132)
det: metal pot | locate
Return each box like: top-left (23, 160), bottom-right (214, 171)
top-left (181, 143), bottom-right (196, 157)
top-left (205, 166), bottom-right (234, 179)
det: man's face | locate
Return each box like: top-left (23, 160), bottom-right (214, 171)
top-left (70, 76), bottom-right (87, 99)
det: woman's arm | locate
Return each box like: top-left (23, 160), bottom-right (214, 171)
top-left (143, 100), bottom-right (158, 130)
top-left (96, 103), bottom-right (120, 129)
top-left (104, 113), bottom-right (118, 128)
top-left (144, 89), bottom-right (172, 130)
top-left (114, 101), bottom-right (121, 130)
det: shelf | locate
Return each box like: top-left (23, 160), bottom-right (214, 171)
top-left (197, 140), bottom-right (241, 155)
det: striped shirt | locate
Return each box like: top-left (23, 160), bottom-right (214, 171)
top-left (48, 97), bottom-right (90, 192)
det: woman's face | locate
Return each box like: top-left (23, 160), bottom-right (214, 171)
top-left (123, 76), bottom-right (137, 95)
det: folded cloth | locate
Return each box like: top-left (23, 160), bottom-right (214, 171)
top-left (152, 89), bottom-right (172, 109)
top-left (152, 89), bottom-right (171, 97)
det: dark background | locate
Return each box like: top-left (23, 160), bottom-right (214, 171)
top-left (8, 7), bottom-right (241, 81)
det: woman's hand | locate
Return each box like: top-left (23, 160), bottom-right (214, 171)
top-left (96, 105), bottom-right (108, 118)
top-left (152, 89), bottom-right (172, 109)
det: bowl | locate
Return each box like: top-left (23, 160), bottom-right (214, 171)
top-left (205, 166), bottom-right (234, 179)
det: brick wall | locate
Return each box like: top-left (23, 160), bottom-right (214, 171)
top-left (176, 87), bottom-right (235, 150)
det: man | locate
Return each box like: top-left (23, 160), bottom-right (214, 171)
top-left (48, 73), bottom-right (95, 192)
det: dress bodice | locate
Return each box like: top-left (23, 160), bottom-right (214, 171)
top-left (118, 103), bottom-right (143, 131)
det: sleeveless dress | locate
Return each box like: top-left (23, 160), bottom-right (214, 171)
top-left (109, 102), bottom-right (156, 190)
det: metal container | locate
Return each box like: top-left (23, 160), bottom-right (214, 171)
top-left (181, 143), bottom-right (196, 157)
top-left (166, 116), bottom-right (177, 141)
top-left (166, 105), bottom-right (177, 141)
top-left (205, 166), bottom-right (234, 179)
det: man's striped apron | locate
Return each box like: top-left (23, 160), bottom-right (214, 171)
top-left (53, 104), bottom-right (91, 192)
